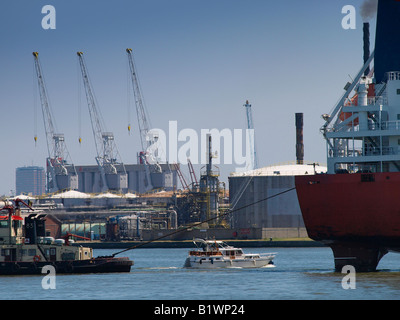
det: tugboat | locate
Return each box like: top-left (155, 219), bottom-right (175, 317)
top-left (0, 198), bottom-right (133, 275)
top-left (184, 239), bottom-right (276, 269)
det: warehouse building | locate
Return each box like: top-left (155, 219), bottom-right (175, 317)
top-left (54, 163), bottom-right (178, 194)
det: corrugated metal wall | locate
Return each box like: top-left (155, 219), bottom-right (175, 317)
top-left (229, 175), bottom-right (304, 229)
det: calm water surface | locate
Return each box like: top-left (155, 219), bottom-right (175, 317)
top-left (2, 247), bottom-right (400, 300)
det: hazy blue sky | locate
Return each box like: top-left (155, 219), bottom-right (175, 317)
top-left (0, 0), bottom-right (376, 195)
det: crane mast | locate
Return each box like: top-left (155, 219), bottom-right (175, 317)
top-left (77, 51), bottom-right (127, 192)
top-left (32, 52), bottom-right (77, 193)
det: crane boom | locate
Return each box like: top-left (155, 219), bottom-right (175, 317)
top-left (77, 52), bottom-right (108, 158)
top-left (244, 100), bottom-right (258, 170)
top-left (187, 158), bottom-right (198, 186)
top-left (126, 49), bottom-right (161, 172)
top-left (126, 48), bottom-right (164, 191)
top-left (76, 51), bottom-right (127, 191)
top-left (174, 164), bottom-right (189, 190)
top-left (32, 52), bottom-right (77, 193)
top-left (126, 48), bottom-right (152, 152)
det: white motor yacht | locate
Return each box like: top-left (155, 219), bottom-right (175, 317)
top-left (184, 239), bottom-right (276, 269)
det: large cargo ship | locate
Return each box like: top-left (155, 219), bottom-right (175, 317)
top-left (295, 0), bottom-right (400, 272)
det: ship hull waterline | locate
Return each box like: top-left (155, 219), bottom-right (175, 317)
top-left (295, 172), bottom-right (400, 272)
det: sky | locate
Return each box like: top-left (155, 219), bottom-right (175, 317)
top-left (0, 0), bottom-right (377, 195)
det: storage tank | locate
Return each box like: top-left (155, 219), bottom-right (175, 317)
top-left (229, 162), bottom-right (327, 229)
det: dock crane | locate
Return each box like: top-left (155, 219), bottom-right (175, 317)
top-left (230, 100), bottom-right (258, 211)
top-left (126, 48), bottom-right (162, 191)
top-left (187, 158), bottom-right (198, 188)
top-left (244, 100), bottom-right (258, 170)
top-left (76, 51), bottom-right (127, 192)
top-left (174, 163), bottom-right (189, 190)
top-left (32, 52), bottom-right (78, 193)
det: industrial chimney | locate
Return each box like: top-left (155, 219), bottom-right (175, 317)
top-left (295, 113), bottom-right (304, 165)
top-left (363, 22), bottom-right (370, 76)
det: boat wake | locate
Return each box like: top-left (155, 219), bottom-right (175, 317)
top-left (148, 267), bottom-right (179, 270)
top-left (261, 264), bottom-right (276, 268)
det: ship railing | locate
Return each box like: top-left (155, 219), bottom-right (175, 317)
top-left (387, 71), bottom-right (400, 81)
top-left (328, 146), bottom-right (398, 158)
top-left (364, 146), bottom-right (396, 156)
top-left (331, 120), bottom-right (400, 133)
top-left (343, 96), bottom-right (388, 106)
top-left (381, 121), bottom-right (400, 131)
top-left (366, 121), bottom-right (400, 131)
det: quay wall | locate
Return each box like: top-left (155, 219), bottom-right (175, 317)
top-left (138, 227), bottom-right (309, 241)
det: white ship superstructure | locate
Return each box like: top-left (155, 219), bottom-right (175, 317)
top-left (323, 59), bottom-right (400, 174)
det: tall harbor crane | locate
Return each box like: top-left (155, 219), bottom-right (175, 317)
top-left (126, 48), bottom-right (161, 191)
top-left (77, 51), bottom-right (127, 192)
top-left (230, 100), bottom-right (258, 210)
top-left (244, 100), bottom-right (258, 170)
top-left (32, 52), bottom-right (78, 193)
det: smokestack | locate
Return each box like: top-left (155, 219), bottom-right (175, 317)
top-left (375, 0), bottom-right (400, 83)
top-left (363, 22), bottom-right (370, 76)
top-left (295, 113), bottom-right (304, 165)
top-left (206, 134), bottom-right (212, 175)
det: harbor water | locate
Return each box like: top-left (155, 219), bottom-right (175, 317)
top-left (2, 247), bottom-right (400, 300)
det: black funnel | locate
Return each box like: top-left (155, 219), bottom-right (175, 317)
top-left (374, 0), bottom-right (400, 83)
top-left (363, 22), bottom-right (370, 76)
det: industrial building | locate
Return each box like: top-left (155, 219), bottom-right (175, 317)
top-left (229, 162), bottom-right (327, 229)
top-left (75, 163), bottom-right (178, 194)
top-left (16, 163), bottom-right (178, 195)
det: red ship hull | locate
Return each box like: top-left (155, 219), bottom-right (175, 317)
top-left (295, 172), bottom-right (400, 272)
